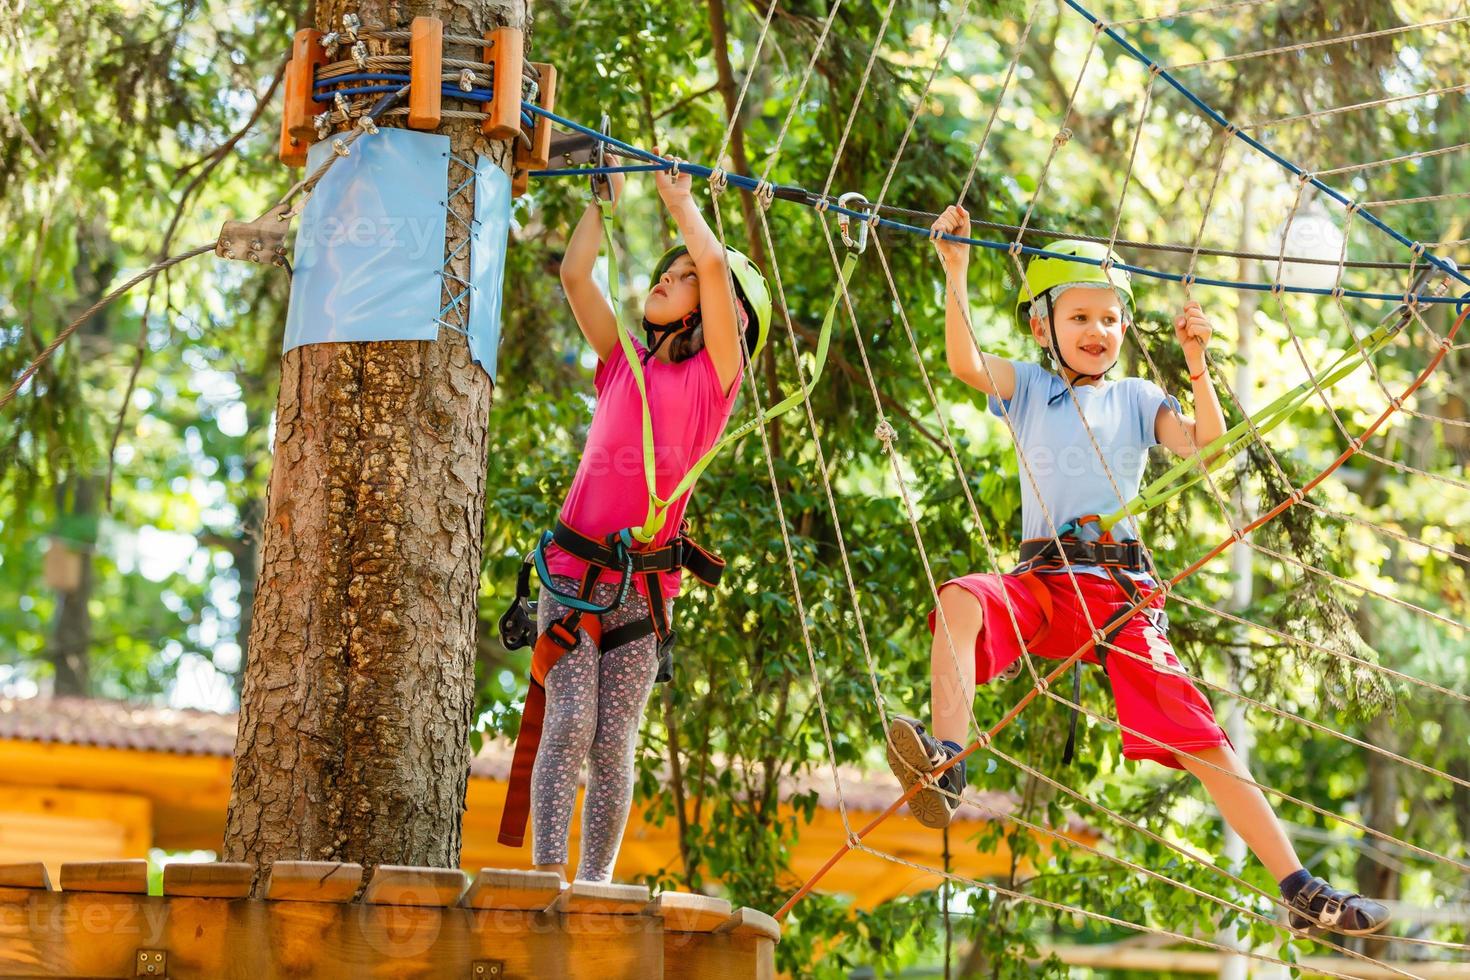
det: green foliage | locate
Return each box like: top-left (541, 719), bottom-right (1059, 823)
top-left (4, 0), bottom-right (1469, 973)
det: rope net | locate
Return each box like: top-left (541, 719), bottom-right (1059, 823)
top-left (674, 0), bottom-right (1469, 971)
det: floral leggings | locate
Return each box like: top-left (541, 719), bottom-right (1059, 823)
top-left (530, 576), bottom-right (670, 880)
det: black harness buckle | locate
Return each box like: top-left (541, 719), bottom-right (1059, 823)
top-left (655, 629), bottom-right (678, 684)
top-left (498, 600), bottom-right (536, 651)
top-left (498, 559), bottom-right (539, 650)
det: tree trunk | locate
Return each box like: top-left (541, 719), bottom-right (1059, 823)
top-left (47, 476), bottom-right (97, 697)
top-left (46, 221), bottom-right (117, 698)
top-left (223, 0), bottom-right (527, 883)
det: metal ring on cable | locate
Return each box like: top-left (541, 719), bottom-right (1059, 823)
top-left (837, 191), bottom-right (871, 254)
top-left (707, 167), bottom-right (728, 195)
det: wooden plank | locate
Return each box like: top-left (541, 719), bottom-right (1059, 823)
top-left (162, 861), bottom-right (254, 898)
top-left (58, 859), bottom-right (148, 894)
top-left (360, 865), bottom-right (466, 907)
top-left (262, 861), bottom-right (362, 903)
top-left (461, 868), bottom-right (563, 910)
top-left (548, 880), bottom-right (650, 915)
top-left (663, 932), bottom-right (774, 980)
top-left (647, 891), bottom-right (732, 934)
top-left (0, 891), bottom-right (667, 979)
top-left (714, 907), bottom-right (782, 943)
top-left (0, 862), bottom-right (51, 890)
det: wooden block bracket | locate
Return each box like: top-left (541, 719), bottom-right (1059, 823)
top-left (516, 61), bottom-right (557, 171)
top-left (482, 26), bottom-right (525, 141)
top-left (280, 28), bottom-right (328, 167)
top-left (408, 16), bottom-right (443, 130)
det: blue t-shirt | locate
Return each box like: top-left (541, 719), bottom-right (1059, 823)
top-left (988, 360), bottom-right (1180, 580)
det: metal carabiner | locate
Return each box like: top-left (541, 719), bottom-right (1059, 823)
top-left (837, 191), bottom-right (871, 254)
top-left (591, 112), bottom-right (613, 201)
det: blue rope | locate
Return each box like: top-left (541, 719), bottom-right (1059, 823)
top-left (308, 70), bottom-right (1467, 305)
top-left (529, 164), bottom-right (670, 177)
top-left (312, 72), bottom-right (411, 87)
top-left (1060, 0), bottom-right (1470, 292)
top-left (313, 84), bottom-right (496, 104)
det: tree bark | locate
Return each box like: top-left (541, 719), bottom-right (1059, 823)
top-left (223, 0), bottom-right (527, 884)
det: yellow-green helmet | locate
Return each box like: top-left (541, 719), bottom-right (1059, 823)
top-left (1015, 240), bottom-right (1134, 324)
top-left (652, 245), bottom-right (772, 359)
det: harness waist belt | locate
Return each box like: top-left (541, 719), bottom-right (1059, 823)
top-left (1017, 536), bottom-right (1150, 574)
top-left (552, 518), bottom-right (724, 586)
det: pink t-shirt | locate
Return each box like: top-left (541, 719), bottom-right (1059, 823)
top-left (544, 337), bottom-right (741, 600)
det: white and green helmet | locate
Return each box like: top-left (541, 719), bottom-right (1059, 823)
top-left (651, 245), bottom-right (773, 359)
top-left (1015, 240), bottom-right (1134, 324)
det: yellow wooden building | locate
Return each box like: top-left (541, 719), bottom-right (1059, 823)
top-left (0, 695), bottom-right (1090, 907)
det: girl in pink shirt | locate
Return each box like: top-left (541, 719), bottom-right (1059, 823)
top-left (514, 156), bottom-right (770, 883)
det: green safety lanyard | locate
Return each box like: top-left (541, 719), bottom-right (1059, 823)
top-left (596, 198), bottom-right (858, 543)
top-left (1101, 311), bottom-right (1414, 531)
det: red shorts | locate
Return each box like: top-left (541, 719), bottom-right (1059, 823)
top-left (929, 572), bottom-right (1229, 769)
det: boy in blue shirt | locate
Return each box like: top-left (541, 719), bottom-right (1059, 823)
top-left (885, 205), bottom-right (1390, 937)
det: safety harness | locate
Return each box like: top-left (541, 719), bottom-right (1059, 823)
top-left (496, 519), bottom-right (725, 847)
top-left (1008, 516), bottom-right (1160, 764)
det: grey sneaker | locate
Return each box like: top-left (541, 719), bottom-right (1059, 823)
top-left (885, 716), bottom-right (965, 829)
top-left (1286, 876), bottom-right (1390, 936)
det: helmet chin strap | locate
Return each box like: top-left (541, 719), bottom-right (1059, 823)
top-left (642, 309), bottom-right (701, 362)
top-left (1042, 291), bottom-right (1122, 404)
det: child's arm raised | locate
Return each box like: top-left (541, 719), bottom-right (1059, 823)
top-left (1155, 300), bottom-right (1227, 458)
top-left (932, 206), bottom-right (1015, 400)
top-left (559, 170), bottom-right (626, 361)
top-left (653, 151), bottom-right (742, 393)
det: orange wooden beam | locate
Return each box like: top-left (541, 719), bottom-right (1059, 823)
top-left (520, 62), bottom-right (557, 170)
top-left (408, 16), bottom-right (443, 130)
top-left (482, 26), bottom-right (524, 140)
top-left (285, 29), bottom-right (328, 143)
top-left (278, 58), bottom-right (307, 168)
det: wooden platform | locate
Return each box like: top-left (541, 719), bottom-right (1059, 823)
top-left (0, 861), bottom-right (778, 979)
